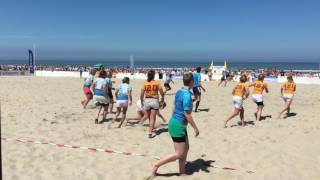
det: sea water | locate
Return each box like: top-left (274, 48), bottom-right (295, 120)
top-left (1, 59), bottom-right (319, 70)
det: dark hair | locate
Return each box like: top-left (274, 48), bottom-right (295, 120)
top-left (183, 72), bottom-right (194, 86)
top-left (99, 70), bottom-right (107, 78)
top-left (147, 70), bottom-right (155, 82)
top-left (90, 69), bottom-right (97, 76)
top-left (258, 74), bottom-right (265, 81)
top-left (122, 77), bottom-right (130, 84)
top-left (196, 67), bottom-right (201, 73)
top-left (107, 71), bottom-right (112, 78)
top-left (240, 75), bottom-right (247, 83)
top-left (287, 74), bottom-right (293, 81)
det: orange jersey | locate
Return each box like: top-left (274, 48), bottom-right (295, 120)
top-left (251, 80), bottom-right (268, 94)
top-left (234, 83), bottom-right (247, 97)
top-left (142, 80), bottom-right (162, 99)
top-left (283, 82), bottom-right (296, 95)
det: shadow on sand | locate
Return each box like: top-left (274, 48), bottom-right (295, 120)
top-left (155, 159), bottom-right (214, 177)
top-left (126, 121), bottom-right (141, 126)
top-left (155, 127), bottom-right (168, 135)
top-left (197, 108), bottom-right (210, 112)
top-left (98, 118), bottom-right (113, 124)
top-left (284, 112), bottom-right (297, 119)
top-left (230, 121), bottom-right (255, 127)
top-left (260, 115), bottom-right (272, 121)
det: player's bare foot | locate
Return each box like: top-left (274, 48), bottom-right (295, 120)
top-left (151, 163), bottom-right (159, 176)
top-left (123, 119), bottom-right (128, 127)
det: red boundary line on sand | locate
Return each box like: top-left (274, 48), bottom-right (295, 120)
top-left (56, 144), bottom-right (65, 147)
top-left (88, 147), bottom-right (97, 151)
top-left (1, 137), bottom-right (155, 159)
top-left (1, 137), bottom-right (254, 174)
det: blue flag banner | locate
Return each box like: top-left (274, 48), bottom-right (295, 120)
top-left (28, 50), bottom-right (34, 73)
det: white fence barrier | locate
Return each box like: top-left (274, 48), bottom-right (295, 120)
top-left (34, 71), bottom-right (320, 85)
top-left (35, 71), bottom-right (89, 78)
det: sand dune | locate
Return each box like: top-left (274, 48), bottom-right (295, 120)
top-left (1, 77), bottom-right (320, 180)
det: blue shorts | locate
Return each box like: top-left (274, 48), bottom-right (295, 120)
top-left (193, 87), bottom-right (201, 96)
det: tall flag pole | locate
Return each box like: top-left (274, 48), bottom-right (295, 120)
top-left (129, 55), bottom-right (134, 74)
top-left (33, 43), bottom-right (36, 72)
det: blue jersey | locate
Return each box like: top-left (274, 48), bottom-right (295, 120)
top-left (83, 74), bottom-right (94, 87)
top-left (116, 83), bottom-right (132, 100)
top-left (193, 72), bottom-right (201, 87)
top-left (172, 88), bottom-right (193, 124)
top-left (94, 78), bottom-right (107, 96)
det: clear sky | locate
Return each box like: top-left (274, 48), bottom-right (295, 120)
top-left (0, 0), bottom-right (319, 61)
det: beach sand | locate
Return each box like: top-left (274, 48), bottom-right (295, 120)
top-left (1, 77), bottom-right (320, 180)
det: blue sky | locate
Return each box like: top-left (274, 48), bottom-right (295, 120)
top-left (0, 0), bottom-right (320, 61)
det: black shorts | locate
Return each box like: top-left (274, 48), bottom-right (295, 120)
top-left (256, 101), bottom-right (264, 106)
top-left (221, 77), bottom-right (226, 81)
top-left (108, 89), bottom-right (113, 99)
top-left (95, 102), bottom-right (109, 107)
top-left (171, 136), bottom-right (187, 143)
top-left (193, 87), bottom-right (201, 96)
top-left (164, 83), bottom-right (171, 89)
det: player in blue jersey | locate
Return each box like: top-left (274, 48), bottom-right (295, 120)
top-left (151, 72), bottom-right (200, 176)
top-left (91, 70), bottom-right (110, 124)
top-left (192, 67), bottom-right (206, 112)
top-left (81, 69), bottom-right (97, 109)
top-left (113, 77), bottom-right (133, 128)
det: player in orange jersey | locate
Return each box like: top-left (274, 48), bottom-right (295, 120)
top-left (249, 74), bottom-right (269, 121)
top-left (278, 75), bottom-right (296, 119)
top-left (224, 75), bottom-right (249, 128)
top-left (140, 70), bottom-right (166, 138)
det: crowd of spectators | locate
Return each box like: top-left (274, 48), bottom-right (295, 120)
top-left (0, 65), bottom-right (28, 71)
top-left (1, 64), bottom-right (319, 78)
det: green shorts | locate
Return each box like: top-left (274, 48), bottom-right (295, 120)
top-left (168, 117), bottom-right (187, 138)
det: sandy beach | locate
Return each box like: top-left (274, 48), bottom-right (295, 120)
top-left (1, 76), bottom-right (320, 180)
